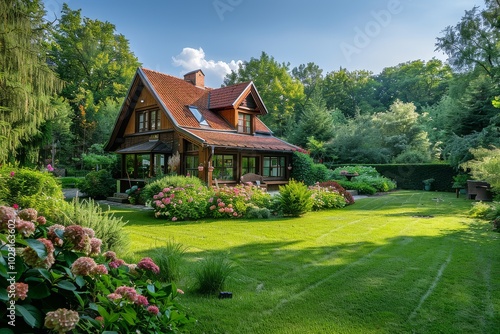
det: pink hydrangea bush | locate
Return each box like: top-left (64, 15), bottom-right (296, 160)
top-left (0, 205), bottom-right (194, 333)
top-left (150, 185), bottom-right (211, 221)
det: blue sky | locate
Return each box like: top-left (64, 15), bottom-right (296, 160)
top-left (43, 0), bottom-right (480, 87)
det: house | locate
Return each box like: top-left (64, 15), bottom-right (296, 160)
top-left (105, 68), bottom-right (302, 191)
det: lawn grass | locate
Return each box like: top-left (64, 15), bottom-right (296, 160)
top-left (107, 191), bottom-right (500, 333)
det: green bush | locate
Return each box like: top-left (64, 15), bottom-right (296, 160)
top-left (0, 205), bottom-right (194, 333)
top-left (141, 175), bottom-right (205, 204)
top-left (468, 201), bottom-right (500, 220)
top-left (0, 166), bottom-right (65, 219)
top-left (291, 151), bottom-right (315, 185)
top-left (246, 205), bottom-right (272, 219)
top-left (336, 180), bottom-right (378, 195)
top-left (276, 180), bottom-right (313, 217)
top-left (54, 199), bottom-right (129, 255)
top-left (150, 240), bottom-right (188, 283)
top-left (194, 253), bottom-right (234, 295)
top-left (78, 169), bottom-right (116, 199)
top-left (311, 163), bottom-right (330, 183)
top-left (353, 175), bottom-right (397, 192)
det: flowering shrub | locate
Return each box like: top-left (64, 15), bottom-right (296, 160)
top-left (208, 184), bottom-right (271, 219)
top-left (0, 205), bottom-right (194, 333)
top-left (317, 181), bottom-right (355, 205)
top-left (151, 185), bottom-right (211, 221)
top-left (309, 183), bottom-right (348, 211)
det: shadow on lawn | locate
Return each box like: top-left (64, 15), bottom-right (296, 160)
top-left (134, 220), bottom-right (499, 333)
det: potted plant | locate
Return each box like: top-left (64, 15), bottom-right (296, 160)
top-left (422, 178), bottom-right (434, 191)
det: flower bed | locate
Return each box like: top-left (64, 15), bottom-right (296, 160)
top-left (0, 205), bottom-right (194, 332)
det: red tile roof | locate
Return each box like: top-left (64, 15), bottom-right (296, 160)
top-left (186, 129), bottom-right (301, 152)
top-left (208, 82), bottom-right (251, 109)
top-left (141, 68), bottom-right (272, 134)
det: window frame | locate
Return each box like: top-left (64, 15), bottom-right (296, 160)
top-left (137, 108), bottom-right (161, 133)
top-left (238, 113), bottom-right (252, 134)
top-left (263, 156), bottom-right (285, 178)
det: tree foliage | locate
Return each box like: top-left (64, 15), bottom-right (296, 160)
top-left (48, 4), bottom-right (140, 153)
top-left (0, 0), bottom-right (63, 163)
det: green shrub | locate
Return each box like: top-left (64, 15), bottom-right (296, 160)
top-left (291, 151), bottom-right (315, 185)
top-left (0, 205), bottom-right (194, 333)
top-left (78, 169), bottom-right (116, 199)
top-left (246, 205), bottom-right (272, 219)
top-left (58, 176), bottom-right (84, 188)
top-left (468, 201), bottom-right (500, 220)
top-left (336, 180), bottom-right (377, 195)
top-left (194, 253), bottom-right (234, 295)
top-left (353, 175), bottom-right (397, 192)
top-left (0, 166), bottom-right (65, 219)
top-left (151, 240), bottom-right (188, 283)
top-left (54, 199), bottom-right (129, 255)
top-left (311, 163), bottom-right (330, 183)
top-left (332, 165), bottom-right (380, 178)
top-left (141, 175), bottom-right (205, 204)
top-left (276, 180), bottom-right (313, 217)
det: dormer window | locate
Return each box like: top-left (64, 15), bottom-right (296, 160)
top-left (188, 106), bottom-right (208, 126)
top-left (238, 113), bottom-right (251, 133)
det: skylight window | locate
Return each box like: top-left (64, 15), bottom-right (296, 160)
top-left (188, 106), bottom-right (209, 126)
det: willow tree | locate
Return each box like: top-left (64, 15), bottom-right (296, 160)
top-left (0, 0), bottom-right (62, 163)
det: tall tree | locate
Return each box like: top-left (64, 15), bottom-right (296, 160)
top-left (436, 1), bottom-right (500, 79)
top-left (322, 68), bottom-right (381, 118)
top-left (291, 62), bottom-right (323, 101)
top-left (0, 0), bottom-right (63, 163)
top-left (375, 59), bottom-right (452, 110)
top-left (49, 4), bottom-right (140, 154)
top-left (289, 88), bottom-right (335, 148)
top-left (223, 52), bottom-right (305, 139)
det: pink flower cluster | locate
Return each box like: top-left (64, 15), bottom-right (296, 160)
top-left (71, 257), bottom-right (108, 276)
top-left (64, 225), bottom-right (91, 254)
top-left (7, 282), bottom-right (29, 301)
top-left (44, 308), bottom-right (79, 333)
top-left (137, 257), bottom-right (160, 274)
top-left (0, 206), bottom-right (47, 234)
top-left (48, 224), bottom-right (65, 246)
top-left (22, 238), bottom-right (55, 269)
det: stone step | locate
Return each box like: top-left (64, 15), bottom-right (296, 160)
top-left (113, 192), bottom-right (129, 199)
top-left (347, 190), bottom-right (359, 196)
top-left (106, 196), bottom-right (129, 203)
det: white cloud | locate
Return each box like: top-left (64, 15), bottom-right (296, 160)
top-left (172, 47), bottom-right (242, 86)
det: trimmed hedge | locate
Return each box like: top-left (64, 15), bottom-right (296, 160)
top-left (331, 164), bottom-right (455, 192)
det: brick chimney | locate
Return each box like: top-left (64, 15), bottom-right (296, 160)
top-left (184, 69), bottom-right (205, 88)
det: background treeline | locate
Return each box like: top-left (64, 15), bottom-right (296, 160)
top-left (1, 0), bottom-right (499, 173)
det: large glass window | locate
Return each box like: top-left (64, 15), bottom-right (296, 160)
top-left (242, 157), bottom-right (257, 175)
top-left (138, 154), bottom-right (151, 178)
top-left (238, 113), bottom-right (251, 133)
top-left (213, 155), bottom-right (234, 180)
top-left (185, 155), bottom-right (199, 176)
top-left (137, 109), bottom-right (160, 132)
top-left (153, 154), bottom-right (165, 175)
top-left (263, 156), bottom-right (285, 177)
